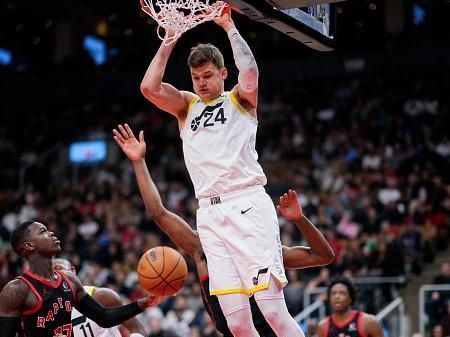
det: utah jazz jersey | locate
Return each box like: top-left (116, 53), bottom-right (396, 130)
top-left (18, 270), bottom-right (75, 337)
top-left (180, 91), bottom-right (266, 199)
top-left (326, 311), bottom-right (366, 337)
top-left (199, 274), bottom-right (277, 337)
top-left (72, 286), bottom-right (122, 337)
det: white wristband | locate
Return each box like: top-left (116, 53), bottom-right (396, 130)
top-left (130, 334), bottom-right (145, 337)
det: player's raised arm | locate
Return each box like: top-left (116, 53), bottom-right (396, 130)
top-left (113, 124), bottom-right (203, 260)
top-left (277, 189), bottom-right (335, 269)
top-left (64, 271), bottom-right (162, 328)
top-left (214, 2), bottom-right (258, 114)
top-left (0, 279), bottom-right (29, 337)
top-left (140, 24), bottom-right (194, 120)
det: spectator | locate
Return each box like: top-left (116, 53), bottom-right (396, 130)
top-left (163, 295), bottom-right (195, 337)
top-left (284, 269), bottom-right (304, 315)
top-left (440, 301), bottom-right (450, 337)
top-left (431, 324), bottom-right (444, 337)
top-left (434, 263), bottom-right (450, 285)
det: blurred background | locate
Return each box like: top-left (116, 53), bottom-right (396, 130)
top-left (0, 0), bottom-right (449, 336)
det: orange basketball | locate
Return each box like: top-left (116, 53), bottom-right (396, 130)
top-left (137, 246), bottom-right (188, 296)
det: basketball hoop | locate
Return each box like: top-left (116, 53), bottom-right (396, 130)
top-left (141, 0), bottom-right (228, 45)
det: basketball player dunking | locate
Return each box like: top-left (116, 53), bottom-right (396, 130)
top-left (113, 124), bottom-right (335, 337)
top-left (140, 2), bottom-right (307, 337)
top-left (0, 221), bottom-right (162, 337)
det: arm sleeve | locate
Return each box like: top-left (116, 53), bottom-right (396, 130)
top-left (0, 317), bottom-right (19, 337)
top-left (227, 28), bottom-right (259, 93)
top-left (76, 294), bottom-right (143, 328)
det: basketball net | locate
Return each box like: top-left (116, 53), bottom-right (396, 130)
top-left (141, 0), bottom-right (228, 45)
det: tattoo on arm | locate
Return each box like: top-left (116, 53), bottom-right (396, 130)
top-left (0, 280), bottom-right (28, 316)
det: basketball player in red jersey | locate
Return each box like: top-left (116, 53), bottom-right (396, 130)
top-left (316, 277), bottom-right (384, 337)
top-left (114, 123), bottom-right (335, 337)
top-left (52, 258), bottom-right (147, 337)
top-left (0, 221), bottom-right (163, 337)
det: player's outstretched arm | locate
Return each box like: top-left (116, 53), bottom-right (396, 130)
top-left (214, 2), bottom-right (259, 114)
top-left (93, 287), bottom-right (147, 336)
top-left (0, 279), bottom-right (28, 337)
top-left (140, 31), bottom-right (194, 120)
top-left (65, 271), bottom-right (163, 328)
top-left (277, 189), bottom-right (335, 269)
top-left (113, 124), bottom-right (203, 260)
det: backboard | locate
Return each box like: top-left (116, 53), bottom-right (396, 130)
top-left (225, 0), bottom-right (345, 51)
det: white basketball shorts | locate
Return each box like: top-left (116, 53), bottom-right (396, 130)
top-left (197, 185), bottom-right (287, 296)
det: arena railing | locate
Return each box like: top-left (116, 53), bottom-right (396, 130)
top-left (294, 298), bottom-right (326, 325)
top-left (303, 276), bottom-right (407, 308)
top-left (375, 297), bottom-right (406, 337)
top-left (418, 284), bottom-right (450, 337)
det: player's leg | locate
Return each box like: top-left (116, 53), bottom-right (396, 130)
top-left (217, 293), bottom-right (260, 337)
top-left (254, 275), bottom-right (305, 337)
top-left (197, 205), bottom-right (260, 337)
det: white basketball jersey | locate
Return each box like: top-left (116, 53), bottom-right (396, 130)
top-left (180, 91), bottom-right (267, 199)
top-left (72, 286), bottom-right (122, 337)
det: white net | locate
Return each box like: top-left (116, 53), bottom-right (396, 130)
top-left (141, 0), bottom-right (227, 45)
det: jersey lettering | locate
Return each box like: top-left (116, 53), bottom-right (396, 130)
top-left (65, 300), bottom-right (72, 312)
top-left (79, 321), bottom-right (95, 337)
top-left (46, 310), bottom-right (55, 322)
top-left (20, 270), bottom-right (75, 337)
top-left (203, 111), bottom-right (214, 127)
top-left (37, 316), bottom-right (46, 328)
top-left (214, 108), bottom-right (227, 124)
top-left (54, 323), bottom-right (73, 337)
top-left (190, 102), bottom-right (226, 131)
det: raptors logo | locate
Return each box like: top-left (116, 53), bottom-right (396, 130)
top-left (62, 281), bottom-right (71, 292)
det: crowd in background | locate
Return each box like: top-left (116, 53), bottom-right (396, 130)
top-left (0, 63), bottom-right (449, 337)
top-left (2, 1), bottom-right (450, 336)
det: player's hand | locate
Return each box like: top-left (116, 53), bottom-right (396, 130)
top-left (277, 189), bottom-right (304, 221)
top-left (53, 334), bottom-right (65, 337)
top-left (165, 27), bottom-right (178, 40)
top-left (163, 18), bottom-right (181, 41)
top-left (138, 293), bottom-right (165, 309)
top-left (113, 124), bottom-right (146, 162)
top-left (213, 1), bottom-right (234, 29)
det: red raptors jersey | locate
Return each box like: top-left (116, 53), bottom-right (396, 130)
top-left (18, 270), bottom-right (76, 337)
top-left (326, 310), bottom-right (367, 337)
